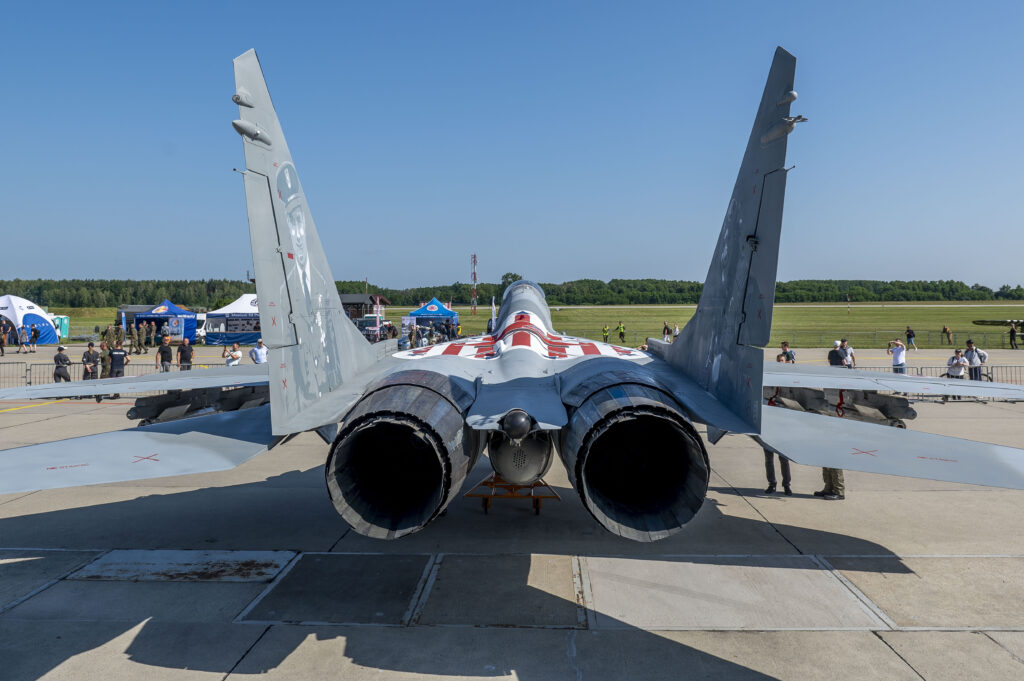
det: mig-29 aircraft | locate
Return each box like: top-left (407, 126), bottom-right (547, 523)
top-left (3, 47), bottom-right (1024, 543)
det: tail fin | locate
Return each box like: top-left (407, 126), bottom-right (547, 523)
top-left (233, 49), bottom-right (376, 436)
top-left (668, 47), bottom-right (802, 434)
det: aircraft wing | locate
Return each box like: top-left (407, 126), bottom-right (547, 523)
top-left (0, 405), bottom-right (277, 494)
top-left (763, 363), bottom-right (1024, 400)
top-left (757, 407), bottom-right (1024, 490)
top-left (0, 365), bottom-right (269, 401)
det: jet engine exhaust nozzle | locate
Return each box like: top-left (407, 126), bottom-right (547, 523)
top-left (325, 380), bottom-right (480, 540)
top-left (560, 384), bottom-right (710, 542)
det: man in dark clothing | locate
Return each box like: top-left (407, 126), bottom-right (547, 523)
top-left (53, 345), bottom-right (72, 382)
top-left (827, 341), bottom-right (847, 367)
top-left (763, 447), bottom-right (792, 495)
top-left (0, 319), bottom-right (7, 356)
top-left (1011, 323), bottom-right (1019, 350)
top-left (98, 341), bottom-right (111, 378)
top-left (177, 337), bottom-right (194, 370)
top-left (108, 341), bottom-right (130, 378)
top-left (156, 336), bottom-right (174, 372)
top-left (82, 342), bottom-right (100, 380)
top-left (29, 324), bottom-right (40, 352)
top-left (905, 326), bottom-right (917, 351)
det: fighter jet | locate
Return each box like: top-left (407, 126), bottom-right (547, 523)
top-left (3, 47), bottom-right (1024, 542)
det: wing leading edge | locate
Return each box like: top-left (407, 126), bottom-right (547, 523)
top-left (763, 363), bottom-right (1024, 400)
top-left (0, 365), bottom-right (269, 401)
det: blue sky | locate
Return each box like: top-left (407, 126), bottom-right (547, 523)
top-left (3, 1), bottom-right (1022, 289)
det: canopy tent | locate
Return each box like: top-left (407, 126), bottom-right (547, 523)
top-left (134, 299), bottom-right (197, 343)
top-left (409, 297), bottom-right (458, 326)
top-left (0, 294), bottom-right (58, 344)
top-left (205, 293), bottom-right (261, 346)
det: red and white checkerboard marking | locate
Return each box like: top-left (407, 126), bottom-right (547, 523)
top-left (396, 312), bottom-right (645, 362)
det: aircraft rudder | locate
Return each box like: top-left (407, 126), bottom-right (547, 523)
top-left (669, 47), bottom-right (803, 433)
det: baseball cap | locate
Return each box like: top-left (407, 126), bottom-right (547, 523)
top-left (87, 342), bottom-right (94, 347)
top-left (833, 340), bottom-right (841, 346)
top-left (57, 345), bottom-right (66, 351)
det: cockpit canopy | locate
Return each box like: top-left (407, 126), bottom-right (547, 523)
top-left (501, 280), bottom-right (545, 301)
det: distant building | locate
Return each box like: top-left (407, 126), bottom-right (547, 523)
top-left (115, 304), bottom-right (155, 328)
top-left (340, 294), bottom-right (391, 320)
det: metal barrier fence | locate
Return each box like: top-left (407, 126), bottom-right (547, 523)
top-left (567, 328), bottom-right (1018, 350)
top-left (27, 361), bottom-right (167, 386)
top-left (854, 365), bottom-right (1024, 385)
top-left (0, 362), bottom-right (28, 388)
top-left (771, 329), bottom-right (1017, 350)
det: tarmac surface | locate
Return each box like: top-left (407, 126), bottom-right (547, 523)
top-left (2, 346), bottom-right (1024, 679)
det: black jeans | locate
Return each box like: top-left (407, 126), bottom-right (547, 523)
top-left (764, 449), bottom-right (791, 486)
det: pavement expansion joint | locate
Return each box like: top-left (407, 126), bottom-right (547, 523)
top-left (403, 553), bottom-right (442, 626)
top-left (810, 554), bottom-right (896, 630)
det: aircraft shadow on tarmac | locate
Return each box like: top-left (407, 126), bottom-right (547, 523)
top-left (1, 460), bottom-right (908, 679)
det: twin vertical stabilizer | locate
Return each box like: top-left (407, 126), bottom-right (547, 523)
top-left (668, 47), bottom-right (801, 434)
top-left (233, 50), bottom-right (376, 436)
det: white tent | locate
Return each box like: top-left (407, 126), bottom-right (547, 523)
top-left (205, 294), bottom-right (260, 345)
top-left (0, 294), bottom-right (58, 344)
top-left (208, 294), bottom-right (259, 315)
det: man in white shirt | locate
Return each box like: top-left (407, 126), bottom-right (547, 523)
top-left (947, 349), bottom-right (968, 400)
top-left (963, 339), bottom-right (988, 381)
top-left (249, 338), bottom-right (269, 364)
top-left (839, 338), bottom-right (856, 368)
top-left (222, 342), bottom-right (242, 367)
top-left (887, 338), bottom-right (907, 374)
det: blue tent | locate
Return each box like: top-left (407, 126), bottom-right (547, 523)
top-left (409, 298), bottom-right (458, 325)
top-left (134, 299), bottom-right (197, 343)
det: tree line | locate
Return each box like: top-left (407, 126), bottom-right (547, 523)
top-left (342, 276), bottom-right (1024, 306)
top-left (2, 277), bottom-right (1021, 310)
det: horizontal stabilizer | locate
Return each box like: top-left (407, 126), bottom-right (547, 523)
top-left (758, 407), bottom-right (1024, 490)
top-left (763, 364), bottom-right (1024, 399)
top-left (0, 405), bottom-right (277, 494)
top-left (0, 365), bottom-right (269, 401)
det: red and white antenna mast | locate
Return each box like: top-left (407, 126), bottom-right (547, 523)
top-left (471, 253), bottom-right (478, 315)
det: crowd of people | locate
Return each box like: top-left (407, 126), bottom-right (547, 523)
top-left (766, 329), bottom-right (1000, 503)
top-left (408, 319), bottom-right (461, 347)
top-left (0, 319), bottom-right (42, 356)
top-left (41, 328), bottom-right (271, 383)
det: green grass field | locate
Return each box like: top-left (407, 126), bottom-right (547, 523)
top-left (427, 302), bottom-right (1024, 349)
top-left (49, 302), bottom-right (1024, 349)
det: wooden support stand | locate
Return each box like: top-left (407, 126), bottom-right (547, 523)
top-left (463, 474), bottom-right (561, 515)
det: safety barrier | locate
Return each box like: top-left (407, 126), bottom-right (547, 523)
top-left (854, 365), bottom-right (1024, 386)
top-left (562, 328), bottom-right (1017, 350)
top-left (772, 329), bottom-right (1018, 350)
top-left (0, 362), bottom-right (28, 389)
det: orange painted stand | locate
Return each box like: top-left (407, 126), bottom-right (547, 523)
top-left (463, 474), bottom-right (561, 515)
